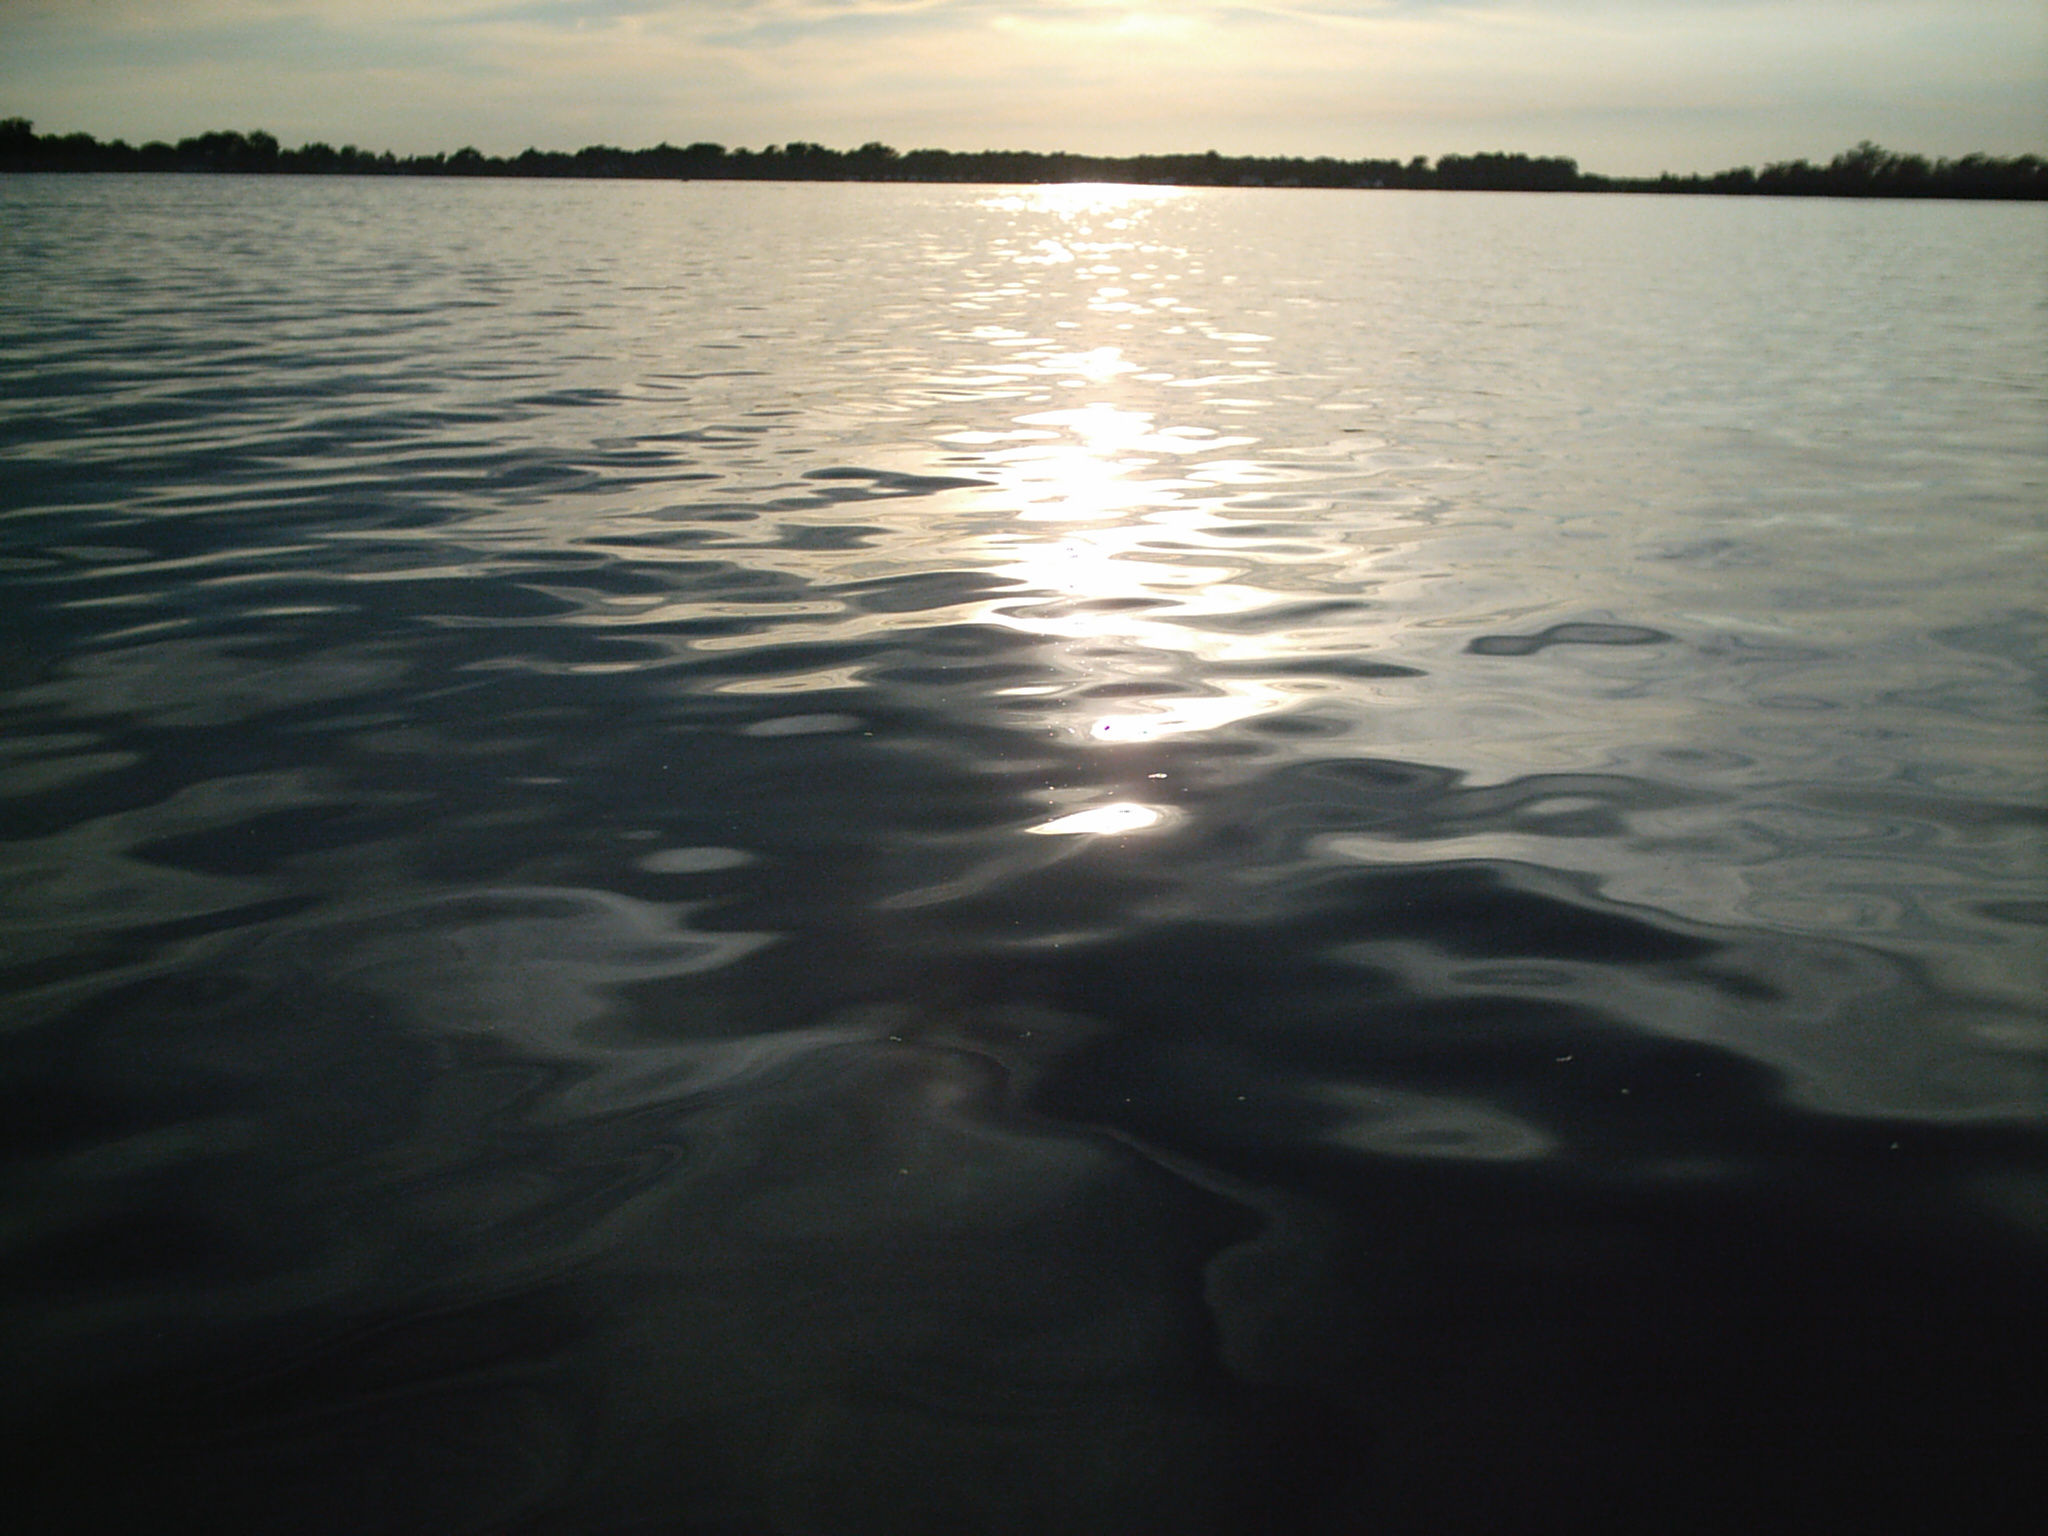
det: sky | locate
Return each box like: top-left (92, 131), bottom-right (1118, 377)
top-left (1, 1), bottom-right (2042, 176)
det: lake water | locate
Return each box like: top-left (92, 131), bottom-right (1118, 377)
top-left (2, 175), bottom-right (2044, 1533)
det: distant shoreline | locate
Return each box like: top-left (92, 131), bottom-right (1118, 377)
top-left (3, 122), bottom-right (2042, 200)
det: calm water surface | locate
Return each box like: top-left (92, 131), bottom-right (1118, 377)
top-left (3, 176), bottom-right (2044, 1533)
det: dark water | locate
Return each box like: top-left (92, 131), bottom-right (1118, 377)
top-left (3, 175), bottom-right (2044, 1533)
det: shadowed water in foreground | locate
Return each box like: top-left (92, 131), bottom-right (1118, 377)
top-left (2, 176), bottom-right (2043, 1533)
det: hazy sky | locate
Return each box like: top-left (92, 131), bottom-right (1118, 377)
top-left (1, 1), bottom-right (2041, 175)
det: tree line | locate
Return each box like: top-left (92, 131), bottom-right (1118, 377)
top-left (2, 120), bottom-right (2041, 199)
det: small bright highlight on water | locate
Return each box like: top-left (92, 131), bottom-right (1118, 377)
top-left (1025, 802), bottom-right (1168, 835)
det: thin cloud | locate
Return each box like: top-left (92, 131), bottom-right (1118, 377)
top-left (0, 1), bottom-right (2038, 173)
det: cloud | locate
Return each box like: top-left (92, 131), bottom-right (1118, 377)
top-left (0, 1), bottom-right (2039, 172)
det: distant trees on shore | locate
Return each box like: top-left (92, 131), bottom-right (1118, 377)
top-left (2, 120), bottom-right (2041, 199)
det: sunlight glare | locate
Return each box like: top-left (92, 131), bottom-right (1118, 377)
top-left (1024, 802), bottom-right (1167, 836)
top-left (985, 183), bottom-right (1190, 220)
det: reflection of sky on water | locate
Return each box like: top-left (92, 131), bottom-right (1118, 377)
top-left (6, 179), bottom-right (2045, 1536)
top-left (7, 176), bottom-right (2042, 1056)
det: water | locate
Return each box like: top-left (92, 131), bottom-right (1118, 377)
top-left (2, 175), bottom-right (2043, 1533)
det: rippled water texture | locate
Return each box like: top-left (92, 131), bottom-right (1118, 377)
top-left (3, 176), bottom-right (2044, 1533)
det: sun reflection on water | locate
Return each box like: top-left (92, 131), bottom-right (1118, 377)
top-left (945, 402), bottom-right (1234, 524)
top-left (1024, 802), bottom-right (1168, 836)
top-left (980, 183), bottom-right (1192, 222)
top-left (688, 177), bottom-right (1370, 769)
top-left (948, 184), bottom-right (1353, 747)
top-left (963, 399), bottom-right (1323, 745)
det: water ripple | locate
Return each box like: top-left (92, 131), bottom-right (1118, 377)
top-left (3, 175), bottom-right (2043, 1534)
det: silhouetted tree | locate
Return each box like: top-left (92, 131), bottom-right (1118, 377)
top-left (1, 120), bottom-right (2041, 197)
